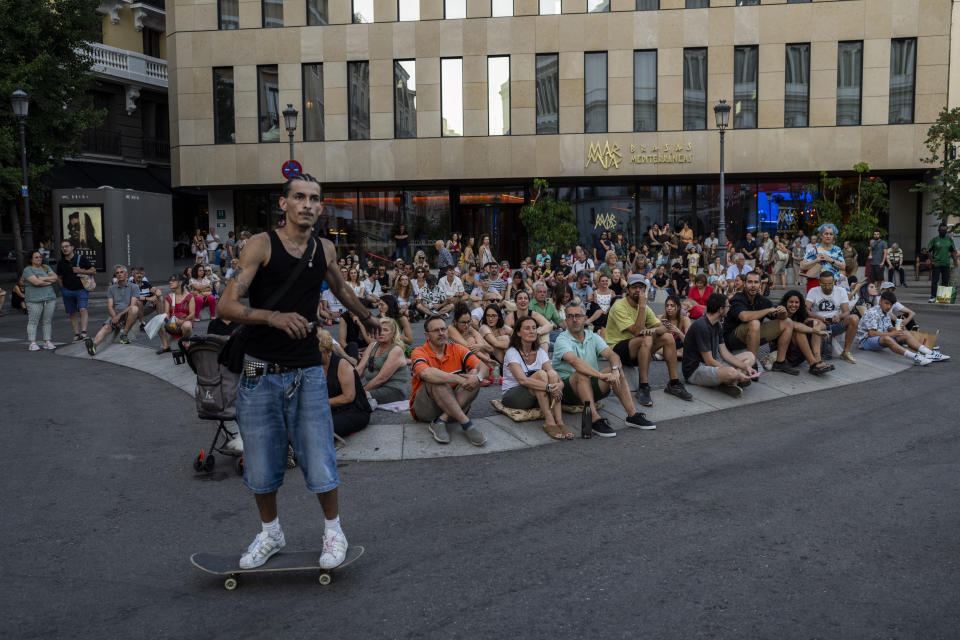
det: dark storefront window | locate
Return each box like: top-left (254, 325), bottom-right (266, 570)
top-left (637, 186), bottom-right (665, 235)
top-left (257, 65), bottom-right (280, 142)
top-left (837, 41), bottom-right (863, 126)
top-left (683, 48), bottom-right (707, 130)
top-left (734, 45), bottom-right (758, 129)
top-left (565, 185), bottom-right (636, 258)
top-left (303, 63), bottom-right (324, 141)
top-left (234, 190), bottom-right (284, 233)
top-left (536, 53), bottom-right (559, 135)
top-left (406, 190), bottom-right (451, 260)
top-left (213, 67), bottom-right (235, 144)
top-left (636, 0), bottom-right (658, 9)
top-left (321, 190), bottom-right (359, 253)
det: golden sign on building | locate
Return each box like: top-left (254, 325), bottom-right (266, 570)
top-left (586, 140), bottom-right (695, 170)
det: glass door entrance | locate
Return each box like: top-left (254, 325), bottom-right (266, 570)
top-left (459, 203), bottom-right (527, 267)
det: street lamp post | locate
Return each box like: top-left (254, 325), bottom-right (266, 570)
top-left (11, 88), bottom-right (34, 257)
top-left (282, 104), bottom-right (298, 161)
top-left (714, 99), bottom-right (731, 267)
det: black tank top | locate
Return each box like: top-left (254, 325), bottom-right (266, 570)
top-left (244, 230), bottom-right (326, 367)
top-left (326, 355), bottom-right (372, 414)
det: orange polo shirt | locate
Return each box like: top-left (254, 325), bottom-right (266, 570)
top-left (409, 342), bottom-right (480, 421)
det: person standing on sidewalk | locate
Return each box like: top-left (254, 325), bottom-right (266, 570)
top-left (218, 174), bottom-right (379, 571)
top-left (926, 223), bottom-right (956, 303)
top-left (56, 239), bottom-right (94, 342)
top-left (868, 230), bottom-right (888, 286)
top-left (23, 251), bottom-right (58, 351)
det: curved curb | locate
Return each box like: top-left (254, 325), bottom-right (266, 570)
top-left (56, 340), bottom-right (913, 461)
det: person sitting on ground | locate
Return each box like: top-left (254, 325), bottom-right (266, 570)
top-left (85, 265), bottom-right (142, 355)
top-left (410, 316), bottom-right (490, 446)
top-left (393, 274), bottom-right (414, 317)
top-left (504, 290), bottom-right (552, 351)
top-left (378, 294), bottom-right (413, 348)
top-left (502, 316), bottom-right (570, 440)
top-left (415, 272), bottom-right (454, 319)
top-left (356, 318), bottom-right (412, 408)
top-left (659, 294), bottom-right (691, 360)
top-left (856, 291), bottom-right (949, 365)
top-left (362, 268), bottom-right (382, 307)
top-left (505, 269), bottom-right (530, 305)
top-left (530, 281), bottom-right (565, 345)
top-left (188, 263), bottom-right (216, 320)
top-left (682, 293), bottom-right (757, 395)
top-left (376, 264), bottom-right (391, 293)
top-left (877, 281), bottom-right (917, 330)
top-left (318, 330), bottom-right (372, 438)
top-left (437, 264), bottom-right (466, 306)
top-left (668, 262), bottom-right (689, 297)
top-left (686, 273), bottom-right (713, 316)
top-left (552, 282), bottom-right (574, 325)
top-left (779, 289), bottom-right (833, 375)
top-left (722, 271), bottom-right (798, 375)
top-left (587, 274), bottom-right (616, 339)
top-left (204, 265), bottom-right (222, 296)
top-left (853, 281), bottom-right (878, 316)
top-left (460, 263), bottom-right (478, 290)
top-left (448, 302), bottom-right (499, 379)
top-left (11, 278), bottom-right (27, 313)
top-left (346, 267), bottom-right (366, 302)
top-left (605, 274), bottom-right (692, 407)
top-left (609, 267), bottom-right (628, 296)
top-left (805, 271), bottom-right (859, 363)
top-left (485, 261), bottom-right (508, 297)
top-left (598, 250), bottom-right (621, 279)
top-left (725, 253), bottom-right (752, 282)
top-left (157, 275), bottom-right (195, 354)
top-left (338, 310), bottom-right (373, 361)
top-left (552, 300), bottom-right (656, 437)
top-left (649, 264), bottom-right (669, 302)
top-left (479, 303), bottom-right (512, 367)
top-left (132, 266), bottom-right (163, 328)
top-left (320, 284), bottom-right (346, 325)
top-left (570, 270), bottom-right (595, 308)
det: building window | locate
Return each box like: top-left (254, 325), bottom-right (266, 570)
top-left (218, 0), bottom-right (239, 29)
top-left (488, 56), bottom-right (511, 136)
top-left (394, 60), bottom-right (417, 138)
top-left (686, 0), bottom-right (708, 7)
top-left (398, 0), bottom-right (419, 21)
top-left (263, 0), bottom-right (283, 27)
top-left (588, 0), bottom-right (609, 11)
top-left (584, 52), bottom-right (607, 133)
top-left (492, 0), bottom-right (513, 16)
top-left (540, 0), bottom-right (560, 15)
top-left (348, 61), bottom-right (370, 139)
top-left (837, 41), bottom-right (862, 126)
top-left (786, 0), bottom-right (810, 3)
top-left (734, 45), bottom-right (758, 129)
top-left (636, 0), bottom-right (658, 9)
top-left (213, 67), bottom-right (235, 144)
top-left (353, 0), bottom-right (373, 23)
top-left (536, 53), bottom-right (559, 135)
top-left (257, 65), bottom-right (280, 142)
top-left (784, 43), bottom-right (810, 127)
top-left (142, 28), bottom-right (161, 58)
top-left (303, 63), bottom-right (324, 141)
top-left (683, 47), bottom-right (707, 130)
top-left (633, 50), bottom-right (656, 132)
top-left (307, 0), bottom-right (328, 25)
top-left (445, 0), bottom-right (466, 19)
top-left (441, 58), bottom-right (463, 137)
top-left (889, 38), bottom-right (916, 125)
top-left (735, 0), bottom-right (759, 5)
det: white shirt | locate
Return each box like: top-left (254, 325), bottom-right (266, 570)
top-left (322, 288), bottom-right (345, 314)
top-left (502, 347), bottom-right (550, 393)
top-left (806, 286), bottom-right (849, 320)
top-left (363, 279), bottom-right (382, 298)
top-left (725, 263), bottom-right (752, 280)
top-left (439, 276), bottom-right (464, 298)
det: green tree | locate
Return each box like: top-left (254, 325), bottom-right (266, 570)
top-left (802, 163), bottom-right (888, 252)
top-left (1, 0), bottom-right (104, 269)
top-left (914, 106), bottom-right (960, 229)
top-left (519, 179), bottom-right (578, 258)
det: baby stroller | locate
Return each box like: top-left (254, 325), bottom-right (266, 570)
top-left (177, 334), bottom-right (243, 475)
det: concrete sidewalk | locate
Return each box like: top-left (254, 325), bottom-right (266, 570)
top-left (55, 329), bottom-right (915, 462)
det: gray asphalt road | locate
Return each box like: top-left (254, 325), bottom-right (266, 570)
top-left (1, 306), bottom-right (958, 639)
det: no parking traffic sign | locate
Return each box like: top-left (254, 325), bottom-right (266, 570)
top-left (282, 160), bottom-right (303, 179)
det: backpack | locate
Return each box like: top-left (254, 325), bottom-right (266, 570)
top-left (180, 334), bottom-right (238, 421)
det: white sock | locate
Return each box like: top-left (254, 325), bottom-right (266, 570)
top-left (324, 515), bottom-right (343, 536)
top-left (918, 345), bottom-right (933, 355)
top-left (262, 517), bottom-right (281, 538)
top-left (904, 350), bottom-right (918, 360)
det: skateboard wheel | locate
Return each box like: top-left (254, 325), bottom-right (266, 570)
top-left (224, 577), bottom-right (238, 590)
top-left (318, 573), bottom-right (331, 586)
top-left (203, 454), bottom-right (216, 472)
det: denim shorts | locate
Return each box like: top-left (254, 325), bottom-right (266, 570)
top-left (62, 287), bottom-right (88, 314)
top-left (236, 360), bottom-right (338, 494)
top-left (858, 336), bottom-right (886, 351)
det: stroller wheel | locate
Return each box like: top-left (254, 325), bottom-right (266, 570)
top-left (193, 452), bottom-right (204, 472)
top-left (203, 454), bottom-right (216, 472)
top-left (235, 457), bottom-right (244, 476)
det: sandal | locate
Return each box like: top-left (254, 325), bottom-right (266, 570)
top-left (558, 424), bottom-right (574, 439)
top-left (808, 361), bottom-right (830, 376)
top-left (542, 423), bottom-right (564, 440)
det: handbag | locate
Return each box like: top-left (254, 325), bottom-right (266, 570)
top-left (76, 255), bottom-right (96, 291)
top-left (219, 237), bottom-right (317, 373)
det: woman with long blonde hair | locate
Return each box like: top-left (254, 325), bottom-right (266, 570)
top-left (356, 318), bottom-right (411, 406)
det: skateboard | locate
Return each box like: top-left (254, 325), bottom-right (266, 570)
top-left (191, 545), bottom-right (364, 590)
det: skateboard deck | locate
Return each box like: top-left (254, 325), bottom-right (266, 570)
top-left (191, 545), bottom-right (364, 590)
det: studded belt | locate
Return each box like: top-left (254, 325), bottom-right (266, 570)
top-left (242, 360), bottom-right (300, 377)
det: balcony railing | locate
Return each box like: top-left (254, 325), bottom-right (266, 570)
top-left (82, 128), bottom-right (122, 156)
top-left (143, 137), bottom-right (170, 161)
top-left (86, 42), bottom-right (167, 89)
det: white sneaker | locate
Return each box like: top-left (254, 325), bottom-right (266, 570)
top-left (239, 530), bottom-right (285, 568)
top-left (912, 353), bottom-right (932, 366)
top-left (28, 342), bottom-right (40, 351)
top-left (319, 529), bottom-right (348, 569)
top-left (761, 355), bottom-right (773, 371)
top-left (926, 351), bottom-right (950, 362)
top-left (367, 397), bottom-right (378, 411)
top-left (224, 434), bottom-right (243, 455)
top-left (42, 341), bottom-right (56, 350)
top-left (928, 297), bottom-right (936, 303)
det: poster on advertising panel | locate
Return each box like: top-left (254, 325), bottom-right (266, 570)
top-left (61, 205), bottom-right (105, 271)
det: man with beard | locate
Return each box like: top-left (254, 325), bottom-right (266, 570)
top-left (683, 293), bottom-right (756, 398)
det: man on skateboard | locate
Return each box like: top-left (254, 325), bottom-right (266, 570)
top-left (219, 174), bottom-right (378, 570)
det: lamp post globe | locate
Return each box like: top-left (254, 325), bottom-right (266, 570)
top-left (283, 103), bottom-right (298, 161)
top-left (713, 99), bottom-right (731, 267)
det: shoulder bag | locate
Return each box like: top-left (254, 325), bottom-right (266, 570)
top-left (75, 255), bottom-right (97, 291)
top-left (218, 237), bottom-right (317, 374)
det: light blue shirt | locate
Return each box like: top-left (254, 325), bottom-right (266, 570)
top-left (552, 330), bottom-right (608, 379)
